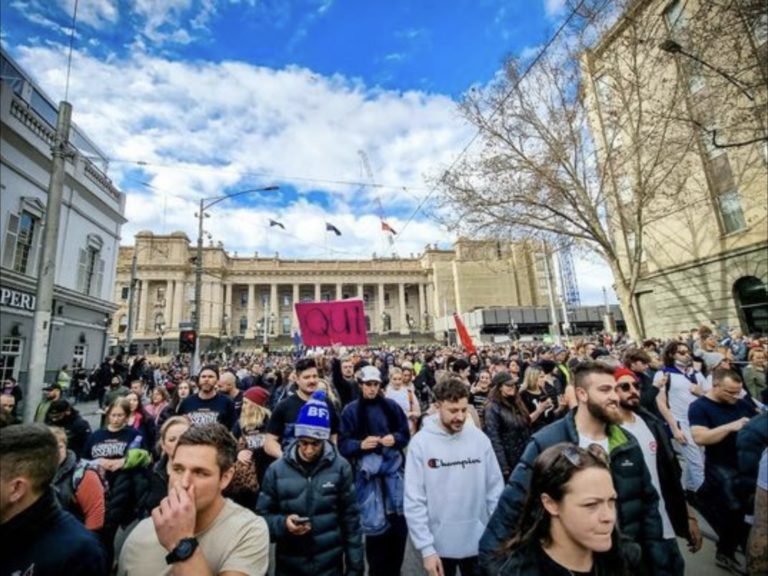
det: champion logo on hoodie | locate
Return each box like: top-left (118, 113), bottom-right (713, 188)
top-left (427, 457), bottom-right (482, 469)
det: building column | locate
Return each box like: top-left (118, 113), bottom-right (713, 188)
top-left (418, 282), bottom-right (427, 331)
top-left (136, 281), bottom-right (147, 334)
top-left (163, 280), bottom-right (173, 329)
top-left (173, 280), bottom-right (184, 330)
top-left (377, 283), bottom-right (386, 332)
top-left (292, 284), bottom-right (300, 332)
top-left (314, 283), bottom-right (321, 302)
top-left (398, 283), bottom-right (408, 334)
top-left (357, 283), bottom-right (364, 300)
top-left (223, 283), bottom-right (232, 335)
top-left (247, 284), bottom-right (256, 338)
top-left (270, 283), bottom-right (279, 334)
top-left (336, 282), bottom-right (343, 300)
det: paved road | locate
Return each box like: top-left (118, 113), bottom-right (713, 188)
top-left (78, 401), bottom-right (740, 575)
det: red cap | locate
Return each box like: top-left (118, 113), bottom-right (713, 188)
top-left (243, 386), bottom-right (270, 407)
top-left (613, 367), bottom-right (638, 382)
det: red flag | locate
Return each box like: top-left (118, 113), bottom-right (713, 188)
top-left (381, 221), bottom-right (397, 235)
top-left (453, 313), bottom-right (476, 355)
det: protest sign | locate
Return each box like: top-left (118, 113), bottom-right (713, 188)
top-left (295, 299), bottom-right (368, 346)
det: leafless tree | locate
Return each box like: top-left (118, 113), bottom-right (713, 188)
top-left (435, 0), bottom-right (766, 339)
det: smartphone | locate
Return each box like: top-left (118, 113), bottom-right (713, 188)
top-left (294, 516), bottom-right (310, 525)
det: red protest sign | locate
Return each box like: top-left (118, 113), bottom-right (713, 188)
top-left (295, 299), bottom-right (368, 347)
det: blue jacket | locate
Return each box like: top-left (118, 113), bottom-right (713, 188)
top-left (479, 410), bottom-right (669, 576)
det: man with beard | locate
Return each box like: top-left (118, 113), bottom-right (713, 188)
top-left (613, 367), bottom-right (702, 576)
top-left (479, 362), bottom-right (670, 576)
top-left (178, 365), bottom-right (236, 429)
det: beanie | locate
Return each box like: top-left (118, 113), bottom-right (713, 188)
top-left (243, 386), bottom-right (270, 407)
top-left (294, 390), bottom-right (331, 440)
top-left (613, 367), bottom-right (638, 382)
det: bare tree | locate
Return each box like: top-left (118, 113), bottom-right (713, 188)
top-left (435, 0), bottom-right (766, 339)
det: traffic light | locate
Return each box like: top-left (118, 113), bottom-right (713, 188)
top-left (179, 329), bottom-right (197, 353)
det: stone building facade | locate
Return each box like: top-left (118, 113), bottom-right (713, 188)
top-left (0, 49), bottom-right (126, 385)
top-left (582, 0), bottom-right (767, 338)
top-left (111, 233), bottom-right (554, 351)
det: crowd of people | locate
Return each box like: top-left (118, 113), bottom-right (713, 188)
top-left (1, 323), bottom-right (767, 576)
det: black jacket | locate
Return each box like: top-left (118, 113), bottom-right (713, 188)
top-left (0, 489), bottom-right (107, 576)
top-left (47, 409), bottom-right (92, 458)
top-left (483, 400), bottom-right (530, 476)
top-left (256, 441), bottom-right (364, 576)
top-left (331, 358), bottom-right (359, 407)
top-left (737, 412), bottom-right (768, 513)
top-left (479, 410), bottom-right (669, 576)
top-left (497, 538), bottom-right (628, 576)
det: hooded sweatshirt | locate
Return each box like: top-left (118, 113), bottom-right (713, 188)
top-left (404, 413), bottom-right (503, 560)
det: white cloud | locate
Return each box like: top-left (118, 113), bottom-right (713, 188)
top-left (56, 0), bottom-right (119, 29)
top-left (544, 0), bottom-right (567, 18)
top-left (14, 43), bottom-right (470, 258)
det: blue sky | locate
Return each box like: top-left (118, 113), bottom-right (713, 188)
top-left (1, 0), bottom-right (616, 303)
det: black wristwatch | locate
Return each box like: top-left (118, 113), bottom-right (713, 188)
top-left (165, 537), bottom-right (199, 564)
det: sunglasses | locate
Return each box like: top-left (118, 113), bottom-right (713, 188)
top-left (559, 443), bottom-right (610, 467)
top-left (617, 381), bottom-right (640, 392)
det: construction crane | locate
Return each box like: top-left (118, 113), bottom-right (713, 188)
top-left (358, 150), bottom-right (397, 253)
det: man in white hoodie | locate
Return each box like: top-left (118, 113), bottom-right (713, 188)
top-left (404, 376), bottom-right (504, 576)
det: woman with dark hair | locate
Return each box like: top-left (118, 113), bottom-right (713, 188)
top-left (654, 340), bottom-right (706, 497)
top-left (156, 379), bottom-right (192, 429)
top-left (125, 391), bottom-right (154, 450)
top-left (499, 443), bottom-right (627, 576)
top-left (468, 352), bottom-right (483, 384)
top-left (484, 372), bottom-right (531, 481)
top-left (139, 415), bottom-right (189, 516)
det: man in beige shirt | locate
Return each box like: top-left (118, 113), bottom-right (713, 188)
top-left (118, 423), bottom-right (269, 576)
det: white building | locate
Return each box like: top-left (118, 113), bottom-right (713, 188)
top-left (0, 48), bottom-right (126, 387)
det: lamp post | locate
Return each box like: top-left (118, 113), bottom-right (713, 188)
top-left (194, 186), bottom-right (278, 336)
top-left (659, 39), bottom-right (755, 101)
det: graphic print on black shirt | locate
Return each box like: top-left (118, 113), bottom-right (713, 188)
top-left (178, 394), bottom-right (235, 428)
top-left (85, 427), bottom-right (139, 460)
top-left (266, 393), bottom-right (340, 449)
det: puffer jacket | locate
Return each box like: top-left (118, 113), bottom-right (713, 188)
top-left (737, 412), bottom-right (768, 513)
top-left (479, 410), bottom-right (668, 576)
top-left (256, 441), bottom-right (364, 576)
top-left (483, 400), bottom-right (530, 477)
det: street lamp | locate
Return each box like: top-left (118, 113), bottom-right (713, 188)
top-left (194, 186), bottom-right (279, 335)
top-left (659, 39), bottom-right (755, 101)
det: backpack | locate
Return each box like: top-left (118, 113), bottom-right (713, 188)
top-left (54, 460), bottom-right (109, 519)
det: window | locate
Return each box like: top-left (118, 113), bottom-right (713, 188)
top-left (733, 276), bottom-right (768, 334)
top-left (404, 291), bottom-right (410, 305)
top-left (240, 291), bottom-right (248, 307)
top-left (282, 294), bottom-right (291, 307)
top-left (2, 211), bottom-right (40, 275)
top-left (363, 293), bottom-right (370, 305)
top-left (282, 316), bottom-right (291, 335)
top-left (384, 292), bottom-right (390, 306)
top-left (664, 0), bottom-right (687, 31)
top-left (121, 286), bottom-right (130, 300)
top-left (718, 190), bottom-right (747, 234)
top-left (156, 287), bottom-right (166, 303)
top-left (118, 315), bottom-right (128, 334)
top-left (239, 316), bottom-right (248, 334)
top-left (0, 338), bottom-right (23, 383)
top-left (72, 345), bottom-right (87, 370)
top-left (753, 12), bottom-right (768, 46)
top-left (77, 247), bottom-right (104, 296)
top-left (260, 293), bottom-right (269, 307)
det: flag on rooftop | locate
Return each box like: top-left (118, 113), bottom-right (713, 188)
top-left (325, 222), bottom-right (342, 236)
top-left (381, 221), bottom-right (397, 235)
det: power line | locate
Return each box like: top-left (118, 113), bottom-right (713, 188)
top-left (112, 158), bottom-right (430, 195)
top-left (393, 0), bottom-right (590, 244)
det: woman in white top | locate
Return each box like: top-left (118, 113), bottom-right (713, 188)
top-left (654, 341), bottom-right (706, 493)
top-left (385, 367), bottom-right (420, 434)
